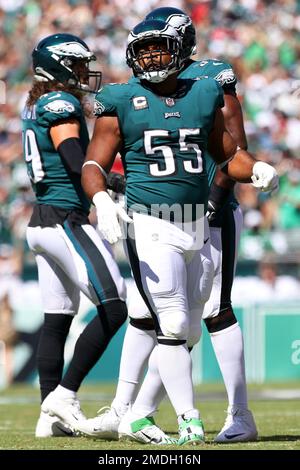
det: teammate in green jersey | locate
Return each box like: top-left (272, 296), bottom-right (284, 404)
top-left (81, 18), bottom-right (278, 445)
top-left (23, 33), bottom-right (128, 437)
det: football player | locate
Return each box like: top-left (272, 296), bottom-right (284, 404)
top-left (79, 8), bottom-right (262, 444)
top-left (81, 18), bottom-right (278, 445)
top-left (129, 6), bottom-right (259, 443)
top-left (23, 33), bottom-right (128, 437)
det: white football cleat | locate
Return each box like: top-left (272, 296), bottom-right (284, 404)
top-left (41, 391), bottom-right (86, 430)
top-left (35, 410), bottom-right (76, 438)
top-left (178, 417), bottom-right (205, 446)
top-left (118, 411), bottom-right (177, 445)
top-left (215, 406), bottom-right (258, 443)
top-left (78, 405), bottom-right (126, 439)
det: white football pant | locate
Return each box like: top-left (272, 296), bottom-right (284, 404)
top-left (27, 223), bottom-right (126, 315)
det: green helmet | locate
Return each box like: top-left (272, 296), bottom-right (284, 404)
top-left (145, 7), bottom-right (196, 62)
top-left (32, 33), bottom-right (102, 93)
top-left (126, 19), bottom-right (183, 83)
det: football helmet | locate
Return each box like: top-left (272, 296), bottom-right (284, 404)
top-left (32, 33), bottom-right (102, 93)
top-left (145, 7), bottom-right (196, 62)
top-left (126, 19), bottom-right (183, 83)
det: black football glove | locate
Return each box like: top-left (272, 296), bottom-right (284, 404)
top-left (106, 172), bottom-right (126, 194)
top-left (206, 199), bottom-right (221, 223)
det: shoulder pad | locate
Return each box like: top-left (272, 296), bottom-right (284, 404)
top-left (94, 83), bottom-right (126, 116)
top-left (37, 92), bottom-right (82, 126)
top-left (213, 68), bottom-right (236, 86)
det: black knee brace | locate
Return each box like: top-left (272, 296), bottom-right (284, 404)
top-left (157, 338), bottom-right (187, 345)
top-left (204, 305), bottom-right (237, 334)
top-left (129, 317), bottom-right (155, 331)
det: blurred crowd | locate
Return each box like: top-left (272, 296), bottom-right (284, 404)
top-left (1, 0), bottom-right (300, 295)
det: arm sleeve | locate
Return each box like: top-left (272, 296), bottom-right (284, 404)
top-left (57, 137), bottom-right (85, 175)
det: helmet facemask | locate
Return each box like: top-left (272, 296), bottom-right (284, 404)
top-left (126, 22), bottom-right (183, 83)
top-left (60, 57), bottom-right (102, 93)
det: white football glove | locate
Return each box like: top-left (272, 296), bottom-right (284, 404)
top-left (93, 191), bottom-right (132, 244)
top-left (251, 161), bottom-right (279, 193)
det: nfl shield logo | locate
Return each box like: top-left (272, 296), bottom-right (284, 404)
top-left (165, 98), bottom-right (175, 107)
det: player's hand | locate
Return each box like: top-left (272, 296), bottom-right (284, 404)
top-left (93, 191), bottom-right (132, 244)
top-left (251, 162), bottom-right (279, 193)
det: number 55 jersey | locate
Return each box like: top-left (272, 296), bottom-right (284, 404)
top-left (94, 77), bottom-right (224, 220)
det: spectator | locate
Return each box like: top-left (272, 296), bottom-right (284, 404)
top-left (0, 0), bottom-right (300, 267)
top-left (278, 164), bottom-right (300, 230)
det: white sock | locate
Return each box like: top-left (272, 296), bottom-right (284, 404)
top-left (111, 398), bottom-right (129, 418)
top-left (210, 323), bottom-right (248, 409)
top-left (178, 409), bottom-right (200, 425)
top-left (132, 345), bottom-right (165, 418)
top-left (157, 343), bottom-right (196, 416)
top-left (55, 385), bottom-right (76, 399)
top-left (114, 324), bottom-right (156, 408)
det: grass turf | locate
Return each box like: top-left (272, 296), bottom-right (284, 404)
top-left (0, 383), bottom-right (299, 450)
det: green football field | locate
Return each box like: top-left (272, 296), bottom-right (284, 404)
top-left (0, 383), bottom-right (299, 450)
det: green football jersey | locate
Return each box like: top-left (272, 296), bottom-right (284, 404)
top-left (179, 59), bottom-right (237, 188)
top-left (94, 78), bottom-right (224, 219)
top-left (22, 91), bottom-right (90, 213)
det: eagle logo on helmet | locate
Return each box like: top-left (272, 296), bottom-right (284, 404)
top-left (166, 14), bottom-right (191, 32)
top-left (144, 7), bottom-right (196, 61)
top-left (47, 42), bottom-right (94, 60)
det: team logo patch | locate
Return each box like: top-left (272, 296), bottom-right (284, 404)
top-left (133, 96), bottom-right (148, 110)
top-left (214, 69), bottom-right (236, 86)
top-left (47, 42), bottom-right (90, 59)
top-left (94, 99), bottom-right (106, 115)
top-left (44, 100), bottom-right (75, 114)
top-left (165, 97), bottom-right (175, 107)
top-left (164, 111), bottom-right (181, 119)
